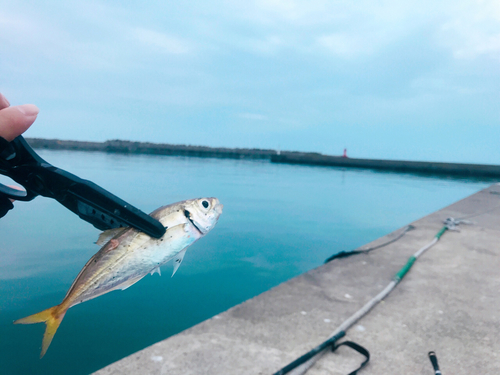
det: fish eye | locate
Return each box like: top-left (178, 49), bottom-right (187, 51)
top-left (202, 200), bottom-right (209, 209)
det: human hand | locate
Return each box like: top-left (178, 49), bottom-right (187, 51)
top-left (0, 93), bottom-right (39, 217)
top-left (0, 93), bottom-right (39, 141)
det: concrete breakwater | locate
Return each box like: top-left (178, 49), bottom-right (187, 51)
top-left (25, 138), bottom-right (277, 160)
top-left (26, 138), bottom-right (500, 178)
top-left (272, 153), bottom-right (500, 178)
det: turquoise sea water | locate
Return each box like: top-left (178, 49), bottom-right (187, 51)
top-left (0, 150), bottom-right (492, 375)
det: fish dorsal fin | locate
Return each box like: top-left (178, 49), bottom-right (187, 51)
top-left (150, 267), bottom-right (161, 276)
top-left (95, 227), bottom-right (128, 246)
top-left (172, 248), bottom-right (187, 277)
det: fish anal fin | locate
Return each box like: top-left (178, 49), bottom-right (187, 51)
top-left (14, 305), bottom-right (67, 358)
top-left (172, 248), bottom-right (187, 277)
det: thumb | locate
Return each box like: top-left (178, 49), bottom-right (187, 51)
top-left (0, 104), bottom-right (39, 141)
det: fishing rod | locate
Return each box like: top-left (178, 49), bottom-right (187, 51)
top-left (274, 218), bottom-right (469, 375)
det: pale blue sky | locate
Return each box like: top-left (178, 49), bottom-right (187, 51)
top-left (1, 0), bottom-right (499, 164)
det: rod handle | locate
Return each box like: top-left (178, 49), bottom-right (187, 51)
top-left (428, 351), bottom-right (441, 374)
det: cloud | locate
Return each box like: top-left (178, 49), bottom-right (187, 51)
top-left (0, 7), bottom-right (122, 70)
top-left (0, 3), bottom-right (192, 74)
top-left (245, 35), bottom-right (282, 54)
top-left (252, 0), bottom-right (316, 22)
top-left (433, 0), bottom-right (500, 60)
top-left (237, 0), bottom-right (500, 63)
top-left (238, 112), bottom-right (268, 121)
top-left (316, 33), bottom-right (368, 59)
top-left (130, 27), bottom-right (191, 54)
top-left (247, 0), bottom-right (345, 25)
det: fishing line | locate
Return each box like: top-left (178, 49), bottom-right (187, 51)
top-left (324, 225), bottom-right (415, 263)
top-left (325, 187), bottom-right (500, 264)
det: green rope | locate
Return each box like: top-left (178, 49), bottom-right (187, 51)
top-left (435, 226), bottom-right (447, 239)
top-left (393, 226), bottom-right (447, 283)
top-left (393, 256), bottom-right (416, 282)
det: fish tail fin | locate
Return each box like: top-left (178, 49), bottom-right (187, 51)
top-left (14, 305), bottom-right (67, 358)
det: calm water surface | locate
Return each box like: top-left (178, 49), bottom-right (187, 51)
top-left (0, 150), bottom-right (491, 375)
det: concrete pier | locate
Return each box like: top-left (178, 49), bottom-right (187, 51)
top-left (94, 184), bottom-right (500, 375)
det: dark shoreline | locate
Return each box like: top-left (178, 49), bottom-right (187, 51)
top-left (26, 138), bottom-right (500, 178)
top-left (26, 138), bottom-right (279, 160)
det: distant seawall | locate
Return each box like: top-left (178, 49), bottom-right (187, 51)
top-left (26, 138), bottom-right (276, 160)
top-left (271, 153), bottom-right (500, 178)
top-left (26, 138), bottom-right (500, 178)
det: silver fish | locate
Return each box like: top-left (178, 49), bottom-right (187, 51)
top-left (15, 197), bottom-right (223, 357)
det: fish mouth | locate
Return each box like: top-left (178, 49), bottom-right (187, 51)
top-left (184, 209), bottom-right (203, 234)
top-left (215, 203), bottom-right (223, 215)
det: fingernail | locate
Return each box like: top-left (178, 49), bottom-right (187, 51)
top-left (0, 93), bottom-right (10, 107)
top-left (16, 104), bottom-right (39, 117)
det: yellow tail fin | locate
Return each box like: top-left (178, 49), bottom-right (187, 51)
top-left (14, 305), bottom-right (67, 358)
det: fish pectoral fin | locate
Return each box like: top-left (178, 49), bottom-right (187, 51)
top-left (95, 228), bottom-right (128, 246)
top-left (108, 239), bottom-right (120, 250)
top-left (172, 248), bottom-right (187, 277)
top-left (14, 305), bottom-right (67, 358)
top-left (150, 267), bottom-right (161, 276)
